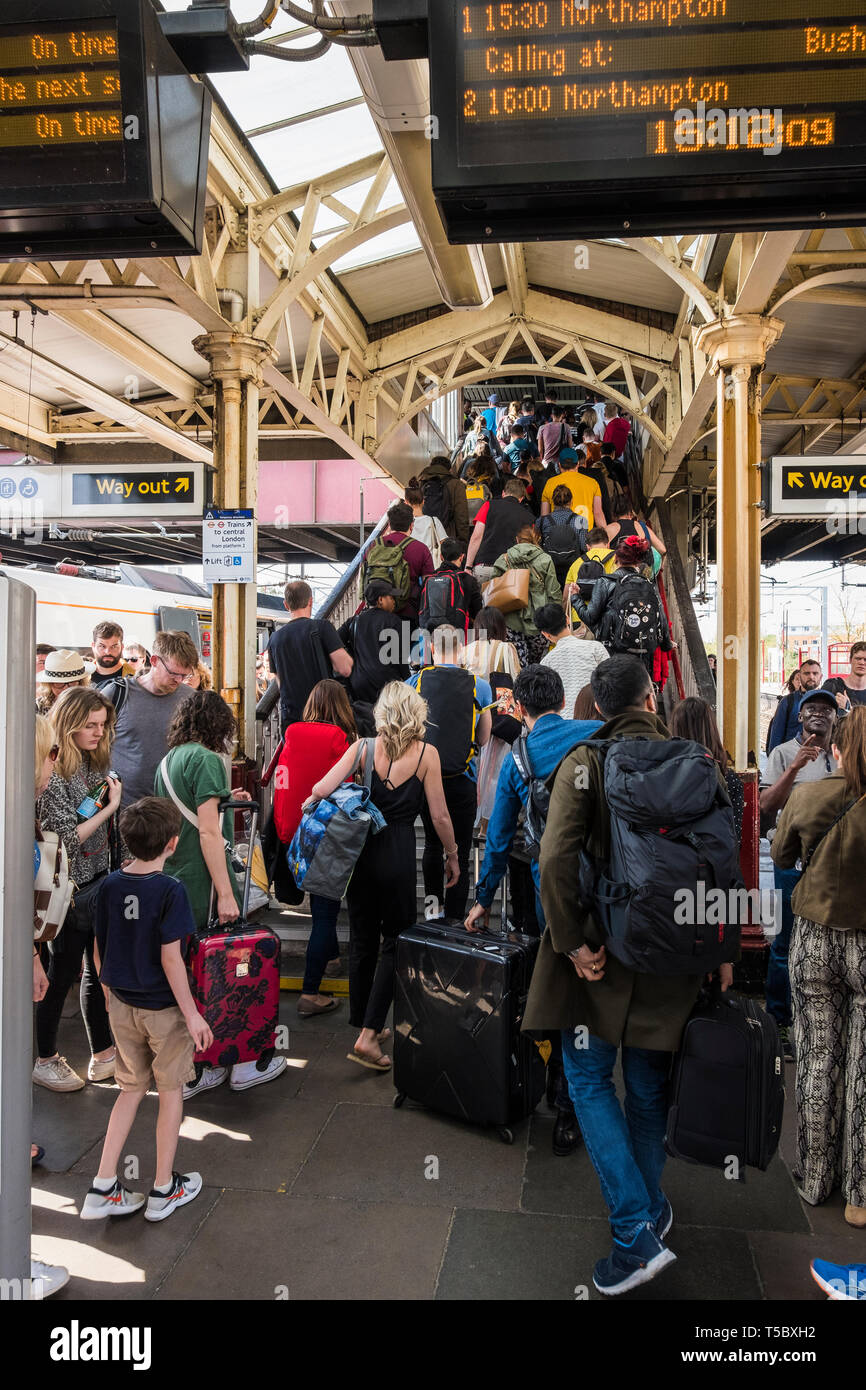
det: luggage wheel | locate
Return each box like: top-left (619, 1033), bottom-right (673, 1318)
top-left (393, 1092), bottom-right (406, 1109)
top-left (497, 1126), bottom-right (515, 1145)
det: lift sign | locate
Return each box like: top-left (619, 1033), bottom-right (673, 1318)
top-left (71, 471), bottom-right (195, 506)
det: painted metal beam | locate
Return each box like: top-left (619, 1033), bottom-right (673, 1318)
top-left (0, 330), bottom-right (212, 464)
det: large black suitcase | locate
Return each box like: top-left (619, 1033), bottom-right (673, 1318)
top-left (393, 921), bottom-right (546, 1142)
top-left (665, 990), bottom-right (785, 1175)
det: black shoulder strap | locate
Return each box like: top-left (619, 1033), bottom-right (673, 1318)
top-left (801, 793), bottom-right (864, 872)
top-left (512, 731), bottom-right (533, 784)
top-left (110, 676), bottom-right (129, 719)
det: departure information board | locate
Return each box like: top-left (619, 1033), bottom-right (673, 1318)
top-left (429, 1), bottom-right (866, 240)
top-left (0, 1), bottom-right (211, 260)
top-left (0, 20), bottom-right (123, 181)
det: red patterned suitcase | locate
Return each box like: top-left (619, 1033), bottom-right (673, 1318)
top-left (187, 801), bottom-right (280, 1068)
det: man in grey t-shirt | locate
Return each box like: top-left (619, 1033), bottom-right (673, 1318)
top-left (110, 631), bottom-right (197, 808)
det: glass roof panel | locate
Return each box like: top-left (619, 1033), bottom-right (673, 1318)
top-left (157, 3), bottom-right (419, 301)
top-left (251, 104), bottom-right (383, 190)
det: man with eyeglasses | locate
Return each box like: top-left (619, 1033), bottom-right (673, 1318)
top-left (90, 621), bottom-right (136, 689)
top-left (111, 630), bottom-right (197, 810)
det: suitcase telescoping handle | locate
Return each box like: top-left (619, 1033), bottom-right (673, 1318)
top-left (207, 797), bottom-right (260, 926)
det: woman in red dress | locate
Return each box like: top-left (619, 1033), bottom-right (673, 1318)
top-left (274, 680), bottom-right (356, 1018)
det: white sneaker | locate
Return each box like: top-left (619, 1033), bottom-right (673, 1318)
top-left (182, 1065), bottom-right (228, 1101)
top-left (87, 1054), bottom-right (116, 1082)
top-left (229, 1055), bottom-right (288, 1091)
top-left (144, 1170), bottom-right (202, 1222)
top-left (30, 1260), bottom-right (70, 1298)
top-left (32, 1055), bottom-right (85, 1092)
top-left (80, 1178), bottom-right (146, 1220)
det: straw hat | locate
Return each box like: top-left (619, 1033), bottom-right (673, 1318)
top-left (40, 649), bottom-right (87, 683)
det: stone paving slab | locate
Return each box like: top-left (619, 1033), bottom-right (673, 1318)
top-left (294, 1033), bottom-right (397, 1108)
top-left (435, 1209), bottom-right (763, 1301)
top-left (154, 1192), bottom-right (454, 1301)
top-left (522, 1111), bottom-right (809, 1233)
top-left (30, 1171), bottom-right (222, 1301)
top-left (69, 1092), bottom-right (337, 1195)
top-left (289, 1099), bottom-right (529, 1211)
top-left (749, 1228), bottom-right (866, 1302)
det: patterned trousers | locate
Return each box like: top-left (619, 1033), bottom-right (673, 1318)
top-left (789, 915), bottom-right (866, 1207)
top-left (508, 632), bottom-right (549, 668)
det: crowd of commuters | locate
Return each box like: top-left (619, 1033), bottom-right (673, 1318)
top-left (25, 390), bottom-right (866, 1301)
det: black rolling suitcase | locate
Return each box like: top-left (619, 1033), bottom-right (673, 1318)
top-left (393, 921), bottom-right (546, 1143)
top-left (665, 989), bottom-right (784, 1175)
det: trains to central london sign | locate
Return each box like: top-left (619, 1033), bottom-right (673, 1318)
top-left (429, 1), bottom-right (866, 240)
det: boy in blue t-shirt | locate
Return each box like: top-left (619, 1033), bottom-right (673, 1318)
top-left (82, 798), bottom-right (212, 1223)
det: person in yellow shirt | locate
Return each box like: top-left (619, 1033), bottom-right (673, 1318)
top-left (563, 529), bottom-right (617, 628)
top-left (540, 454), bottom-right (606, 530)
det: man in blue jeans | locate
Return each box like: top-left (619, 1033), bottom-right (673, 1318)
top-left (464, 664), bottom-right (602, 1156)
top-left (522, 655), bottom-right (734, 1295)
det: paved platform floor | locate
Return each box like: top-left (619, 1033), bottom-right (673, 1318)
top-left (31, 977), bottom-right (863, 1302)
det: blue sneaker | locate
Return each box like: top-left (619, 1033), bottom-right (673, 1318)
top-left (593, 1222), bottom-right (677, 1296)
top-left (653, 1194), bottom-right (673, 1242)
top-left (810, 1260), bottom-right (866, 1301)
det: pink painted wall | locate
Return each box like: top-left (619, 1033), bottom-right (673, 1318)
top-left (258, 459), bottom-right (399, 526)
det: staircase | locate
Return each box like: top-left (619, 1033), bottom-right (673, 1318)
top-left (267, 821), bottom-right (511, 990)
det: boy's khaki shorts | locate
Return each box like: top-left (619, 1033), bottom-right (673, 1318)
top-left (108, 996), bottom-right (195, 1092)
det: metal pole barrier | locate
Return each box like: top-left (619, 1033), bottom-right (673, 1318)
top-left (0, 575), bottom-right (36, 1290)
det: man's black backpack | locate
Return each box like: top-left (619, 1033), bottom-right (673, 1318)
top-left (540, 508), bottom-right (588, 567)
top-left (511, 731), bottom-right (551, 861)
top-left (576, 737), bottom-right (743, 975)
top-left (422, 475), bottom-right (453, 531)
top-left (418, 571), bottom-right (470, 633)
top-left (416, 666), bottom-right (482, 777)
top-left (604, 570), bottom-right (663, 654)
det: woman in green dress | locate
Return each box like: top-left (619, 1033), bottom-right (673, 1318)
top-left (155, 690), bottom-right (287, 1099)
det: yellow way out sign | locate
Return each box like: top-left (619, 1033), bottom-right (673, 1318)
top-left (61, 463), bottom-right (205, 519)
top-left (769, 457), bottom-right (866, 516)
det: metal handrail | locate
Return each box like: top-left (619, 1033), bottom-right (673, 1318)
top-left (654, 497), bottom-right (716, 715)
top-left (314, 511), bottom-right (389, 622)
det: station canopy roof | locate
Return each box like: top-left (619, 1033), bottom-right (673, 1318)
top-left (0, 1), bottom-right (863, 570)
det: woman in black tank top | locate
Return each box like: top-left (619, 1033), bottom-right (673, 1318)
top-left (309, 682), bottom-right (459, 1071)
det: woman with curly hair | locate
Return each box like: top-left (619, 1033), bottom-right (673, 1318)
top-left (155, 690), bottom-right (287, 1098)
top-left (307, 681), bottom-right (459, 1071)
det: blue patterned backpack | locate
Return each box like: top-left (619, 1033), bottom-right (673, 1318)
top-left (288, 739), bottom-right (387, 899)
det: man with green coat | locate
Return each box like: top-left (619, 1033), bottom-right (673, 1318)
top-left (524, 655), bottom-right (732, 1296)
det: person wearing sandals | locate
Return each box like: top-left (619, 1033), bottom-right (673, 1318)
top-left (274, 680), bottom-right (357, 1018)
top-left (33, 687), bottom-right (121, 1092)
top-left (154, 690), bottom-right (287, 1098)
top-left (306, 682), bottom-right (459, 1071)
